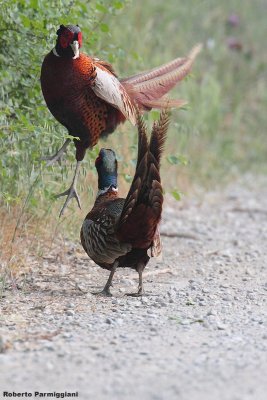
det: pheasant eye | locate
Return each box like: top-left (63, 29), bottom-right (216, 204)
top-left (59, 30), bottom-right (74, 49)
top-left (77, 31), bottom-right (82, 47)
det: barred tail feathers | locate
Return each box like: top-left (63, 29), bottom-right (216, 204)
top-left (122, 44), bottom-right (202, 111)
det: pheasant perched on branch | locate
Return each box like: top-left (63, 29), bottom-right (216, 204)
top-left (80, 110), bottom-right (169, 296)
top-left (41, 24), bottom-right (201, 216)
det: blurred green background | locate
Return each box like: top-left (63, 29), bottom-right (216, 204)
top-left (0, 0), bottom-right (266, 262)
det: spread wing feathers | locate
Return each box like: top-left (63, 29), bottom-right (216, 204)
top-left (91, 66), bottom-right (137, 125)
top-left (120, 56), bottom-right (187, 85)
top-left (122, 44), bottom-right (202, 111)
top-left (81, 217), bottom-right (131, 265)
top-left (117, 111), bottom-right (169, 247)
top-left (133, 44), bottom-right (202, 98)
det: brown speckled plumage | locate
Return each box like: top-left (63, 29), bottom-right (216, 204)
top-left (41, 53), bottom-right (125, 161)
top-left (80, 111), bottom-right (170, 296)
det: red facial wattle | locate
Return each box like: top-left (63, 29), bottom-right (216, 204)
top-left (59, 30), bottom-right (74, 49)
top-left (78, 31), bottom-right (82, 48)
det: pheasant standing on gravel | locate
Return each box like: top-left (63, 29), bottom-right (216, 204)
top-left (41, 24), bottom-right (201, 216)
top-left (80, 110), bottom-right (169, 296)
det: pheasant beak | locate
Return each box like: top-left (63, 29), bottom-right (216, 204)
top-left (71, 40), bottom-right (80, 59)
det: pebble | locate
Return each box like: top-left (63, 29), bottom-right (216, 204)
top-left (156, 300), bottom-right (168, 307)
top-left (65, 310), bottom-right (75, 316)
top-left (217, 323), bottom-right (228, 330)
top-left (246, 293), bottom-right (256, 300)
top-left (42, 343), bottom-right (55, 351)
top-left (222, 295), bottom-right (232, 301)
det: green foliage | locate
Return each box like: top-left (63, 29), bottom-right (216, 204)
top-left (167, 154), bottom-right (188, 166)
top-left (171, 189), bottom-right (182, 202)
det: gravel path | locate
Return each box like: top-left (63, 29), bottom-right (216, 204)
top-left (0, 175), bottom-right (266, 400)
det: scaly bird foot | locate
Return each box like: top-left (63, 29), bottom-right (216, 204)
top-left (92, 287), bottom-right (113, 297)
top-left (55, 185), bottom-right (81, 217)
top-left (41, 139), bottom-right (71, 167)
top-left (41, 153), bottom-right (64, 167)
top-left (125, 286), bottom-right (144, 297)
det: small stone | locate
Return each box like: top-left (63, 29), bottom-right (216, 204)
top-left (141, 297), bottom-right (149, 304)
top-left (43, 344), bottom-right (55, 351)
top-left (246, 293), bottom-right (256, 300)
top-left (66, 303), bottom-right (75, 309)
top-left (158, 301), bottom-right (168, 307)
top-left (46, 361), bottom-right (54, 370)
top-left (62, 332), bottom-right (72, 339)
top-left (217, 323), bottom-right (228, 330)
top-left (207, 309), bottom-right (217, 316)
top-left (65, 310), bottom-right (75, 316)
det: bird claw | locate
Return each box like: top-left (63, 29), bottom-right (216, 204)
top-left (40, 154), bottom-right (64, 167)
top-left (125, 292), bottom-right (143, 297)
top-left (91, 288), bottom-right (112, 297)
top-left (56, 186), bottom-right (82, 217)
top-left (125, 287), bottom-right (144, 297)
top-left (40, 139), bottom-right (71, 167)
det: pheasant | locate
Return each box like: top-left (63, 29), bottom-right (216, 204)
top-left (41, 24), bottom-right (201, 216)
top-left (80, 110), bottom-right (169, 296)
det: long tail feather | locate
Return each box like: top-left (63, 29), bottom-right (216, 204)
top-left (123, 44), bottom-right (202, 111)
top-left (134, 44), bottom-right (202, 97)
top-left (121, 57), bottom-right (187, 85)
top-left (136, 111), bottom-right (149, 165)
top-left (149, 110), bottom-right (170, 165)
top-left (141, 98), bottom-right (187, 110)
top-left (117, 112), bottom-right (168, 245)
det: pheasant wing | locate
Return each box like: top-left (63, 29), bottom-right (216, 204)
top-left (91, 66), bottom-right (136, 125)
top-left (81, 215), bottom-right (131, 265)
top-left (81, 200), bottom-right (132, 265)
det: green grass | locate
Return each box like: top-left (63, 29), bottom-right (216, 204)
top-left (0, 0), bottom-right (266, 271)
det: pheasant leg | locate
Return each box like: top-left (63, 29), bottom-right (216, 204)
top-left (41, 139), bottom-right (71, 166)
top-left (92, 264), bottom-right (117, 297)
top-left (126, 268), bottom-right (144, 297)
top-left (56, 160), bottom-right (82, 217)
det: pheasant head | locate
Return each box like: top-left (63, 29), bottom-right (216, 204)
top-left (95, 149), bottom-right (118, 197)
top-left (54, 24), bottom-right (82, 59)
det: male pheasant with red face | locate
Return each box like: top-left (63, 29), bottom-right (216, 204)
top-left (80, 111), bottom-right (169, 296)
top-left (41, 24), bottom-right (201, 216)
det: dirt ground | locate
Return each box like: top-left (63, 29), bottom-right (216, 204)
top-left (0, 174), bottom-right (266, 400)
